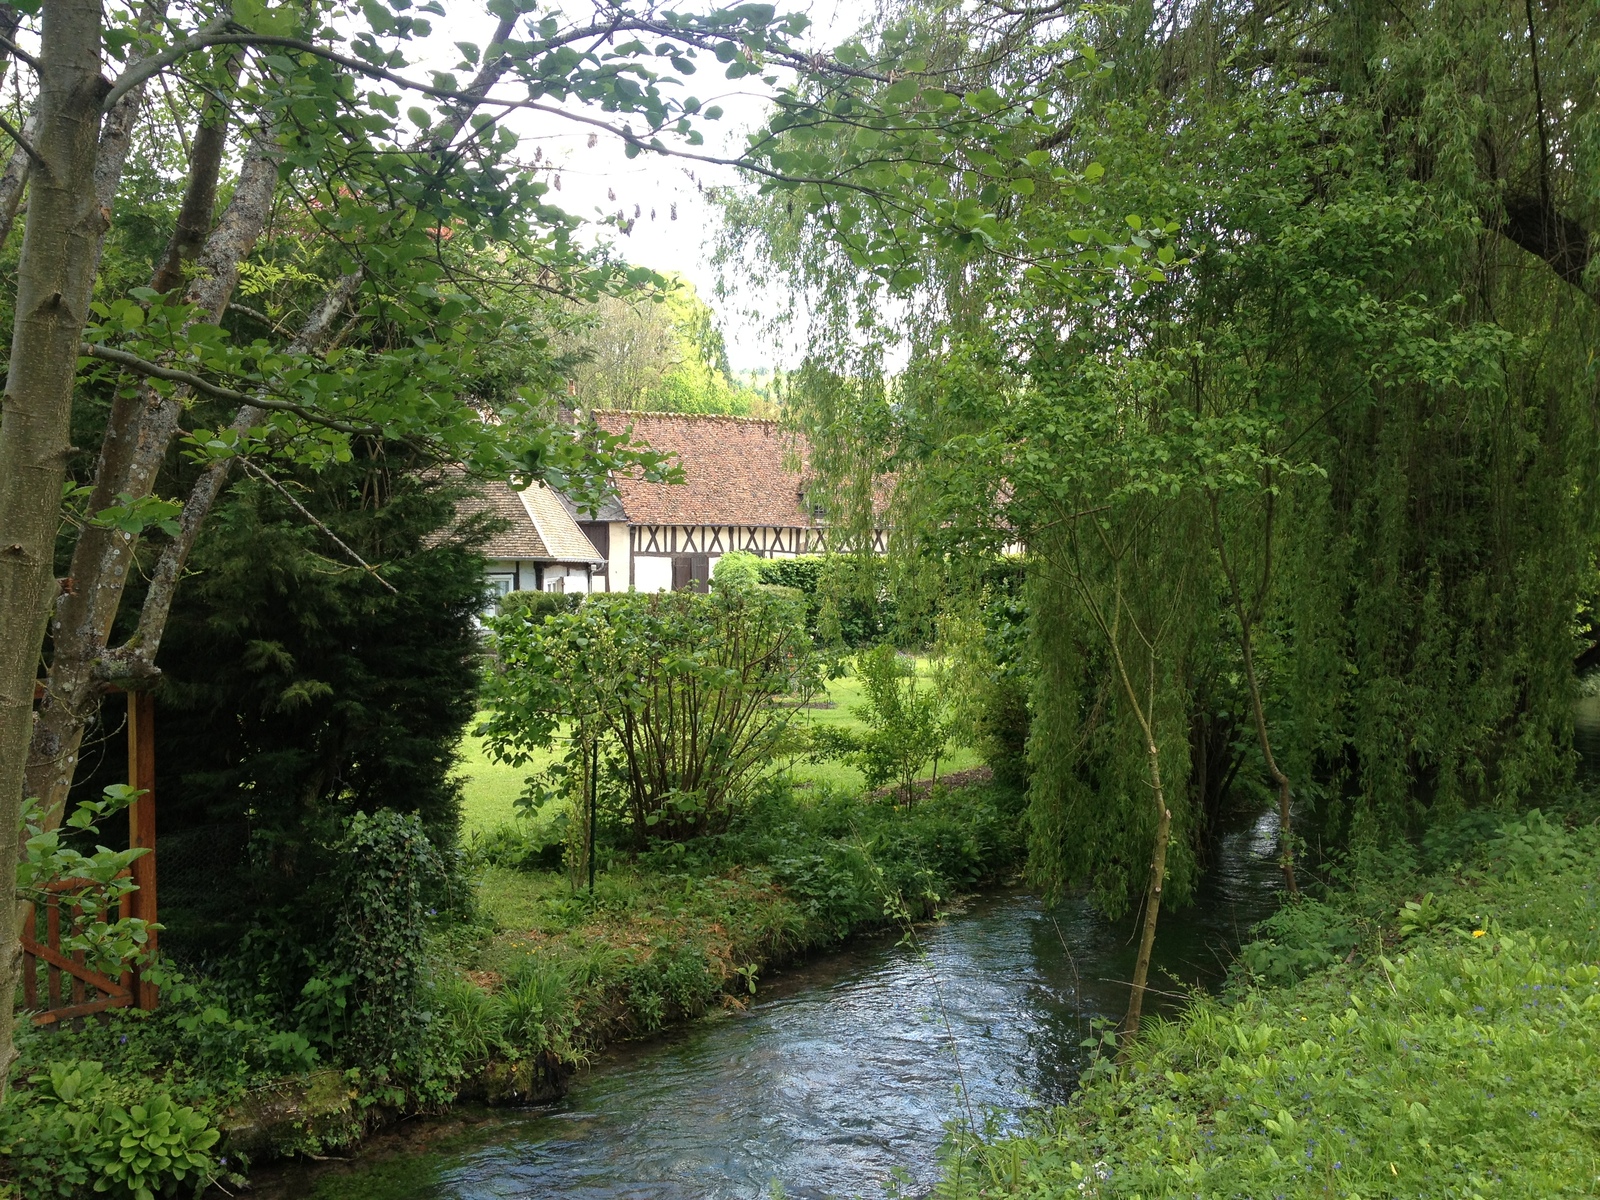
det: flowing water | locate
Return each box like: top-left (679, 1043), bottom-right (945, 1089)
top-left (250, 814), bottom-right (1286, 1200)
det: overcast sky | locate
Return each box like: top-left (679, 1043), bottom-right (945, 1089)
top-left (424, 0), bottom-right (865, 373)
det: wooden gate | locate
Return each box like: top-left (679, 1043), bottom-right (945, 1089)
top-left (21, 690), bottom-right (159, 1025)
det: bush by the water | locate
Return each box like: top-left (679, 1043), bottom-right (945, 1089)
top-left (939, 810), bottom-right (1600, 1198)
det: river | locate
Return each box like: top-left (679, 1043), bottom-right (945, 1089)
top-left (247, 812), bottom-right (1284, 1200)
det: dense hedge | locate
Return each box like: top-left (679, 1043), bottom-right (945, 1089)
top-left (755, 555), bottom-right (894, 648)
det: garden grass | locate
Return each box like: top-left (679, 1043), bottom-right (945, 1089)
top-left (458, 656), bottom-right (982, 827)
top-left (783, 657), bottom-right (981, 791)
top-left (456, 719), bottom-right (558, 836)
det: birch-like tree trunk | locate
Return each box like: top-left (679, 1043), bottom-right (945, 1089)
top-left (0, 0), bottom-right (111, 1097)
top-left (24, 13), bottom-right (522, 829)
top-left (24, 130), bottom-right (280, 827)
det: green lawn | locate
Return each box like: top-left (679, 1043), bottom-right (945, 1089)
top-left (783, 660), bottom-right (981, 791)
top-left (456, 721), bottom-right (558, 835)
top-left (456, 655), bottom-right (982, 836)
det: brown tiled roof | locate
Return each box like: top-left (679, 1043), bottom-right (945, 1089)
top-left (459, 479), bottom-right (603, 562)
top-left (591, 411), bottom-right (813, 528)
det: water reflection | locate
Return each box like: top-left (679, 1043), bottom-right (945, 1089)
top-left (261, 815), bottom-right (1285, 1200)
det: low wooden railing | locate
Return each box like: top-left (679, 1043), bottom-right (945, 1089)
top-left (21, 689), bottom-right (159, 1024)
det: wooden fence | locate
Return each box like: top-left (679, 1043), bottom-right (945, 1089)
top-left (21, 690), bottom-right (159, 1024)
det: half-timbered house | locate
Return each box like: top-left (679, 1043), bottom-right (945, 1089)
top-left (586, 411), bottom-right (884, 592)
top-left (459, 478), bottom-right (607, 599)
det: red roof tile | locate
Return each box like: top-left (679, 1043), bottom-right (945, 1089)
top-left (592, 411), bottom-right (814, 528)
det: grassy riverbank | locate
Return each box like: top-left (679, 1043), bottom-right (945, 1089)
top-left (940, 809), bottom-right (1600, 1198)
top-left (0, 775), bottom-right (1022, 1200)
top-left (455, 775), bottom-right (1024, 1060)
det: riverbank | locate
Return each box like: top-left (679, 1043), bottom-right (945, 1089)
top-left (0, 775), bottom-right (1023, 1200)
top-left (941, 809), bottom-right (1600, 1198)
top-left (451, 774), bottom-right (1025, 1084)
top-left (220, 812), bottom-right (1289, 1200)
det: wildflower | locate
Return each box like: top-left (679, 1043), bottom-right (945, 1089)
top-left (1473, 930), bottom-right (1486, 937)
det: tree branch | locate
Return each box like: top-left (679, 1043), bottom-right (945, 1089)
top-left (79, 341), bottom-right (381, 436)
top-left (104, 273), bottom-right (366, 681)
top-left (103, 27), bottom-right (896, 199)
top-left (0, 111), bottom-right (44, 172)
top-left (101, 16), bottom-right (232, 113)
top-left (235, 457), bottom-right (399, 594)
top-left (1501, 192), bottom-right (1593, 293)
top-left (0, 33), bottom-right (38, 72)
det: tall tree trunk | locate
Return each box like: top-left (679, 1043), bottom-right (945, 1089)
top-left (0, 0), bottom-right (111, 1097)
top-left (24, 127), bottom-right (278, 829)
top-left (0, 5), bottom-right (28, 246)
top-left (0, 116), bottom-right (37, 248)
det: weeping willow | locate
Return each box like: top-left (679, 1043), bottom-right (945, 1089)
top-left (718, 0), bottom-right (1600, 957)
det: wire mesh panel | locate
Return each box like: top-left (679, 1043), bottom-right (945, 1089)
top-left (151, 821), bottom-right (252, 963)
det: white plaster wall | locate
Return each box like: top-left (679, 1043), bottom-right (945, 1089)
top-left (608, 521), bottom-right (630, 592)
top-left (633, 555), bottom-right (672, 593)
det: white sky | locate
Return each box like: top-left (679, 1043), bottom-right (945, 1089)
top-left (421, 0), bottom-right (868, 373)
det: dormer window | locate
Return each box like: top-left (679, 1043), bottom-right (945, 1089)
top-left (798, 486), bottom-right (828, 521)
